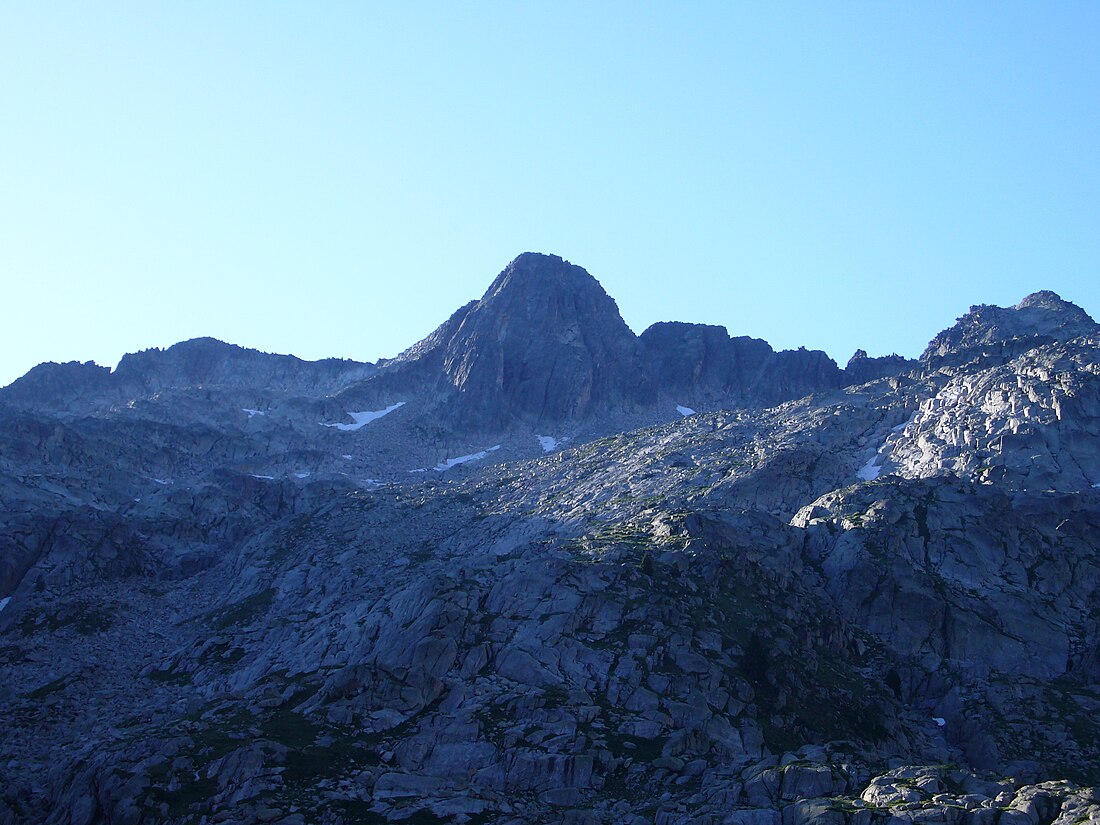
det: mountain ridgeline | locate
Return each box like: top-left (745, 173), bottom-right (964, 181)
top-left (1, 253), bottom-right (1100, 825)
top-left (4, 253), bottom-right (924, 427)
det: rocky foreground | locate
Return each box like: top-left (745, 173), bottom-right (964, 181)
top-left (1, 254), bottom-right (1099, 824)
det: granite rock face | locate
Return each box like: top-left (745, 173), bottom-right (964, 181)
top-left (883, 337), bottom-right (1100, 490)
top-left (639, 322), bottom-right (846, 408)
top-left (0, 255), bottom-right (1098, 824)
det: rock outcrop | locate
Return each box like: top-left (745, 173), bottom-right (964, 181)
top-left (639, 322), bottom-right (846, 408)
top-left (922, 290), bottom-right (1099, 368)
top-left (844, 349), bottom-right (915, 385)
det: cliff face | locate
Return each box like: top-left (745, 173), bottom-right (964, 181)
top-left (639, 322), bottom-right (846, 407)
top-left (1, 256), bottom-right (1099, 824)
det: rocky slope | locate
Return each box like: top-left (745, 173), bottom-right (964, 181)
top-left (0, 254), bottom-right (1098, 824)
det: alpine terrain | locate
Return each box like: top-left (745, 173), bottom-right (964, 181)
top-left (2, 252), bottom-right (1100, 825)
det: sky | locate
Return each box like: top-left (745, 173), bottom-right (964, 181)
top-left (1, 2), bottom-right (1098, 387)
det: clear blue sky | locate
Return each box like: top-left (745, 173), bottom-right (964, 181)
top-left (2, 2), bottom-right (1098, 387)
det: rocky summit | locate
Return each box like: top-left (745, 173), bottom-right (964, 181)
top-left (1, 253), bottom-right (1099, 825)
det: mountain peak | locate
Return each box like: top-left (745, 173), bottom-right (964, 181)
top-left (505, 250), bottom-right (568, 269)
top-left (1016, 289), bottom-right (1059, 306)
top-left (479, 252), bottom-right (609, 306)
top-left (1015, 289), bottom-right (1078, 312)
top-left (922, 290), bottom-right (1098, 362)
top-left (392, 253), bottom-right (647, 428)
top-left (0, 359), bottom-right (112, 406)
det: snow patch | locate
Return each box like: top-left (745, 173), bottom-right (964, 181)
top-left (857, 456), bottom-right (882, 482)
top-left (294, 472), bottom-right (310, 479)
top-left (537, 436), bottom-right (559, 453)
top-left (891, 414), bottom-right (917, 433)
top-left (1093, 483), bottom-right (1100, 489)
top-left (251, 474), bottom-right (275, 480)
top-left (152, 478), bottom-right (171, 485)
top-left (435, 445), bottom-right (502, 471)
top-left (341, 454), bottom-right (353, 460)
top-left (322, 402), bottom-right (406, 431)
top-left (412, 445), bottom-right (503, 473)
top-left (0, 596), bottom-right (10, 614)
top-left (856, 420), bottom-right (910, 482)
top-left (676, 405), bottom-right (696, 417)
top-left (242, 408), bottom-right (265, 418)
top-left (933, 717), bottom-right (946, 727)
